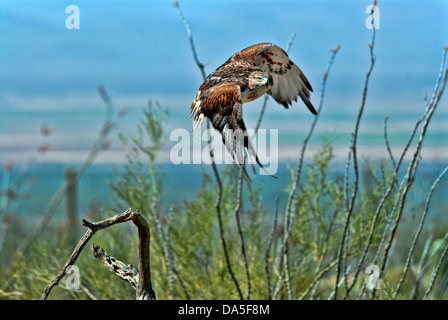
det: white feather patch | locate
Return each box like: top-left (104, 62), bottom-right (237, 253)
top-left (193, 113), bottom-right (204, 138)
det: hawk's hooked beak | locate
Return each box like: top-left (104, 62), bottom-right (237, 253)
top-left (259, 75), bottom-right (273, 86)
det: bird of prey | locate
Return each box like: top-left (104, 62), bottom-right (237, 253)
top-left (190, 42), bottom-right (316, 173)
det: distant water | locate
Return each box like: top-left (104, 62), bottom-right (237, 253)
top-left (1, 99), bottom-right (448, 164)
top-left (3, 160), bottom-right (448, 230)
top-left (1, 98), bottom-right (448, 228)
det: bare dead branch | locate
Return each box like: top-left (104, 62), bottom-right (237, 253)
top-left (92, 245), bottom-right (139, 289)
top-left (41, 209), bottom-right (155, 300)
top-left (40, 226), bottom-right (95, 300)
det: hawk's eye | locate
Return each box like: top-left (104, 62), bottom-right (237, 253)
top-left (257, 77), bottom-right (270, 86)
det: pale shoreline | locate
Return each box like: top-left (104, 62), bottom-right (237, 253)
top-left (2, 144), bottom-right (447, 166)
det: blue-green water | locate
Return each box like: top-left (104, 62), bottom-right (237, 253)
top-left (1, 99), bottom-right (448, 227)
top-left (3, 160), bottom-right (448, 229)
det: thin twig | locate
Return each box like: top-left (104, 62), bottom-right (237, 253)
top-left (254, 33), bottom-right (299, 299)
top-left (312, 208), bottom-right (339, 282)
top-left (345, 18), bottom-right (429, 296)
top-left (174, 2), bottom-right (206, 80)
top-left (427, 46), bottom-right (447, 108)
top-left (174, 1), bottom-right (243, 299)
top-left (409, 234), bottom-right (433, 299)
top-left (234, 164), bottom-right (251, 300)
top-left (300, 259), bottom-right (338, 300)
top-left (166, 206), bottom-right (191, 299)
top-left (277, 44), bottom-right (340, 298)
top-left (424, 240), bottom-right (448, 299)
top-left (378, 55), bottom-right (448, 289)
top-left (366, 107), bottom-right (428, 271)
top-left (394, 165), bottom-right (448, 298)
top-left (335, 25), bottom-right (376, 299)
top-left (383, 116), bottom-right (397, 170)
top-left (265, 196), bottom-right (279, 300)
top-left (150, 202), bottom-right (175, 299)
top-left (355, 48), bottom-right (448, 299)
top-left (351, 102), bottom-right (428, 296)
top-left (209, 121), bottom-right (243, 299)
top-left (421, 232), bottom-right (448, 275)
top-left (41, 227), bottom-right (95, 300)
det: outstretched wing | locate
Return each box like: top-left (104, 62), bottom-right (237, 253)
top-left (227, 42), bottom-right (316, 114)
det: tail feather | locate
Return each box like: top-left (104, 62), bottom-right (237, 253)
top-left (222, 128), bottom-right (277, 178)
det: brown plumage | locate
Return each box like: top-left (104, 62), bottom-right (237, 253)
top-left (190, 42), bottom-right (316, 174)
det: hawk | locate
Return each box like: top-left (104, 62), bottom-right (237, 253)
top-left (190, 42), bottom-right (316, 174)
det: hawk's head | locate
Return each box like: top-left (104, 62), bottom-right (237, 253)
top-left (242, 72), bottom-right (273, 103)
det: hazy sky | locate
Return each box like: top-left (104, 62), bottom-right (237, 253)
top-left (1, 0), bottom-right (447, 108)
top-left (1, 0), bottom-right (448, 165)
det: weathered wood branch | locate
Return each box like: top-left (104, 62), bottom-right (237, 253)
top-left (92, 245), bottom-right (139, 289)
top-left (41, 208), bottom-right (155, 300)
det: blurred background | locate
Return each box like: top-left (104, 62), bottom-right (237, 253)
top-left (2, 0), bottom-right (448, 300)
top-left (1, 0), bottom-right (447, 233)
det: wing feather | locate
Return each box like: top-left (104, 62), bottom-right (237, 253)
top-left (218, 42), bottom-right (316, 114)
top-left (190, 82), bottom-right (240, 136)
top-left (190, 81), bottom-right (271, 174)
top-left (190, 42), bottom-right (313, 177)
top-left (253, 43), bottom-right (317, 114)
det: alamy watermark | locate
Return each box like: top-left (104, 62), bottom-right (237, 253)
top-left (365, 264), bottom-right (380, 290)
top-left (366, 5), bottom-right (380, 30)
top-left (170, 128), bottom-right (278, 175)
top-left (66, 5), bottom-right (80, 30)
top-left (65, 265), bottom-right (81, 290)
